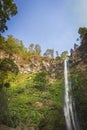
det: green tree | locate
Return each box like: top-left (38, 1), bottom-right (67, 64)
top-left (71, 70), bottom-right (87, 129)
top-left (0, 58), bottom-right (18, 74)
top-left (0, 58), bottom-right (19, 88)
top-left (0, 58), bottom-right (19, 125)
top-left (0, 35), bottom-right (6, 49)
top-left (33, 71), bottom-right (49, 91)
top-left (78, 27), bottom-right (87, 39)
top-left (34, 44), bottom-right (41, 55)
top-left (56, 51), bottom-right (59, 57)
top-left (61, 51), bottom-right (68, 59)
top-left (28, 43), bottom-right (35, 54)
top-left (0, 87), bottom-right (9, 125)
top-left (0, 0), bottom-right (17, 33)
top-left (18, 40), bottom-right (27, 56)
top-left (6, 35), bottom-right (27, 57)
top-left (6, 35), bottom-right (19, 53)
top-left (44, 49), bottom-right (54, 58)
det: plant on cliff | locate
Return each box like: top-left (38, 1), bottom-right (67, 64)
top-left (32, 71), bottom-right (49, 91)
top-left (0, 71), bottom-right (65, 129)
top-left (78, 27), bottom-right (87, 39)
top-left (61, 51), bottom-right (68, 59)
top-left (0, 87), bottom-right (9, 125)
top-left (0, 58), bottom-right (19, 125)
top-left (44, 49), bottom-right (54, 58)
top-left (0, 58), bottom-right (19, 88)
top-left (71, 70), bottom-right (87, 130)
top-left (6, 35), bottom-right (28, 57)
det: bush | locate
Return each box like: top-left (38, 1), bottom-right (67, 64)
top-left (33, 71), bottom-right (49, 91)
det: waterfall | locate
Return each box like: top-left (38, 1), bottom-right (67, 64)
top-left (64, 58), bottom-right (79, 130)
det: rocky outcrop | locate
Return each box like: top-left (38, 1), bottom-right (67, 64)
top-left (0, 50), bottom-right (63, 79)
top-left (70, 33), bottom-right (87, 70)
top-left (0, 124), bottom-right (15, 130)
top-left (0, 124), bottom-right (38, 130)
top-left (16, 125), bottom-right (38, 130)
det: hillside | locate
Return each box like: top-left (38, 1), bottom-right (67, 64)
top-left (70, 33), bottom-right (87, 70)
top-left (0, 49), bottom-right (63, 81)
top-left (0, 36), bottom-right (66, 130)
top-left (0, 35), bottom-right (64, 81)
top-left (70, 33), bottom-right (87, 129)
top-left (0, 31), bottom-right (87, 130)
top-left (0, 67), bottom-right (65, 130)
top-left (1, 0), bottom-right (87, 129)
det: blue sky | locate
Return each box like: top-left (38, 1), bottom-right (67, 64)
top-left (3, 0), bottom-right (87, 55)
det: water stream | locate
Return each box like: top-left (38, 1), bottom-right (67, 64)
top-left (64, 58), bottom-right (79, 130)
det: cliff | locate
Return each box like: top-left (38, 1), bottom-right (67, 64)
top-left (70, 33), bottom-right (87, 70)
top-left (0, 50), bottom-right (63, 80)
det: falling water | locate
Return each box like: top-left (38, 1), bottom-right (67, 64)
top-left (64, 58), bottom-right (79, 130)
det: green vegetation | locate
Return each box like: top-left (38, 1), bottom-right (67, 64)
top-left (0, 71), bottom-right (65, 129)
top-left (0, 27), bottom-right (87, 130)
top-left (71, 69), bottom-right (87, 130)
top-left (0, 0), bottom-right (17, 33)
top-left (44, 49), bottom-right (54, 58)
top-left (0, 35), bottom-right (29, 59)
top-left (78, 27), bottom-right (87, 39)
top-left (60, 51), bottom-right (68, 59)
top-left (0, 35), bottom-right (63, 59)
top-left (69, 27), bottom-right (87, 130)
top-left (0, 58), bottom-right (19, 89)
top-left (0, 34), bottom-right (65, 129)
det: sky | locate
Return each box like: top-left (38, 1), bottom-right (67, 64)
top-left (3, 0), bottom-right (87, 55)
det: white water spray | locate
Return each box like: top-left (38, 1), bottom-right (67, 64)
top-left (64, 58), bottom-right (78, 130)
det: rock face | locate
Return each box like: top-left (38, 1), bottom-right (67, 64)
top-left (70, 33), bottom-right (87, 70)
top-left (0, 124), bottom-right (37, 130)
top-left (0, 50), bottom-right (63, 79)
top-left (0, 124), bottom-right (15, 130)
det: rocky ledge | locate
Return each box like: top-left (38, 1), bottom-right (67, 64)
top-left (0, 50), bottom-right (63, 79)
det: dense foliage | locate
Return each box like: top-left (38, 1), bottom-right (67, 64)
top-left (71, 70), bottom-right (87, 130)
top-left (0, 27), bottom-right (87, 130)
top-left (0, 71), bottom-right (65, 129)
top-left (0, 0), bottom-right (17, 33)
top-left (78, 27), bottom-right (87, 39)
top-left (0, 58), bottom-right (19, 89)
top-left (0, 35), bottom-right (63, 59)
top-left (0, 34), bottom-right (65, 129)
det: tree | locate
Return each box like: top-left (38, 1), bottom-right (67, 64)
top-left (0, 0), bottom-right (17, 33)
top-left (33, 71), bottom-right (49, 91)
top-left (6, 35), bottom-right (19, 53)
top-left (0, 58), bottom-right (19, 88)
top-left (0, 58), bottom-right (19, 74)
top-left (34, 44), bottom-right (41, 55)
top-left (7, 35), bottom-right (28, 57)
top-left (78, 27), bottom-right (87, 39)
top-left (44, 49), bottom-right (54, 58)
top-left (0, 58), bottom-right (19, 126)
top-left (61, 51), bottom-right (68, 59)
top-left (56, 51), bottom-right (59, 57)
top-left (0, 86), bottom-right (9, 124)
top-left (28, 43), bottom-right (34, 54)
top-left (0, 35), bottom-right (6, 49)
top-left (70, 49), bottom-right (74, 57)
top-left (74, 43), bottom-right (79, 50)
